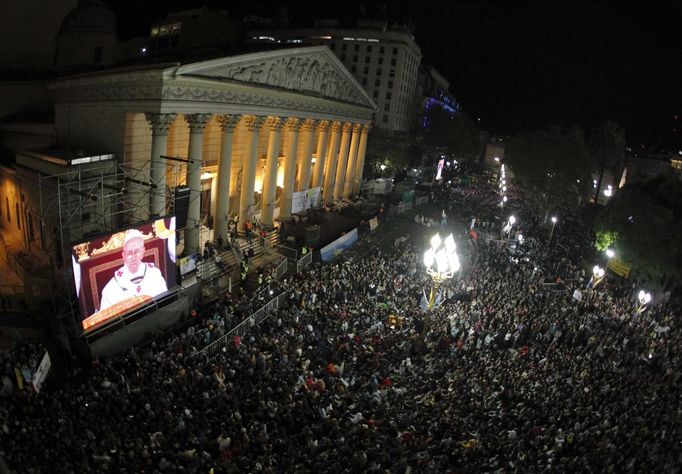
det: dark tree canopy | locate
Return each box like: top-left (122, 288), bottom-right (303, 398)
top-left (505, 126), bottom-right (593, 211)
top-left (595, 175), bottom-right (682, 288)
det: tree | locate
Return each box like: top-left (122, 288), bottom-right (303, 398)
top-left (365, 134), bottom-right (412, 177)
top-left (423, 107), bottom-right (480, 161)
top-left (505, 125), bottom-right (593, 212)
top-left (594, 175), bottom-right (682, 289)
top-left (589, 120), bottom-right (626, 203)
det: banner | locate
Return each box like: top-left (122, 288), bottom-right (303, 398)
top-left (607, 256), bottom-right (631, 278)
top-left (572, 289), bottom-right (582, 302)
top-left (435, 159), bottom-right (445, 180)
top-left (369, 217), bottom-right (379, 230)
top-left (320, 228), bottom-right (358, 262)
top-left (291, 187), bottom-right (321, 214)
top-left (32, 352), bottom-right (51, 393)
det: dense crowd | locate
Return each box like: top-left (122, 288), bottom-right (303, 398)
top-left (1, 177), bottom-right (680, 473)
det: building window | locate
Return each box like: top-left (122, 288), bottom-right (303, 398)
top-left (386, 92), bottom-right (392, 100)
top-left (330, 43), bottom-right (335, 50)
top-left (15, 203), bottom-right (20, 230)
top-left (384, 103), bottom-right (390, 111)
top-left (391, 58), bottom-right (397, 66)
top-left (383, 114), bottom-right (388, 123)
top-left (376, 68), bottom-right (382, 76)
top-left (365, 56), bottom-right (370, 63)
top-left (392, 47), bottom-right (398, 55)
top-left (342, 44), bottom-right (348, 51)
top-left (389, 69), bottom-right (395, 78)
top-left (380, 46), bottom-right (385, 53)
top-left (340, 54), bottom-right (346, 61)
top-left (373, 90), bottom-right (379, 98)
top-left (93, 46), bottom-right (103, 64)
top-left (375, 79), bottom-right (381, 87)
top-left (388, 80), bottom-right (393, 88)
top-left (378, 57), bottom-right (383, 65)
top-left (367, 45), bottom-right (372, 52)
top-left (351, 65), bottom-right (357, 73)
top-left (354, 44), bottom-right (359, 52)
top-left (362, 77), bottom-right (368, 86)
top-left (363, 66), bottom-right (369, 74)
top-left (353, 55), bottom-right (358, 62)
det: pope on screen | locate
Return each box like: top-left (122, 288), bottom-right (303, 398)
top-left (99, 229), bottom-right (168, 311)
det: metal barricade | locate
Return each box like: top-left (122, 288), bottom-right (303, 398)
top-left (274, 258), bottom-right (288, 279)
top-left (296, 252), bottom-right (313, 272)
top-left (199, 290), bottom-right (290, 360)
top-left (415, 196), bottom-right (428, 206)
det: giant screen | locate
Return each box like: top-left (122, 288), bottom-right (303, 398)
top-left (71, 217), bottom-right (177, 333)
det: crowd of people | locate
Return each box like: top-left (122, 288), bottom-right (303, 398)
top-left (1, 174), bottom-right (680, 473)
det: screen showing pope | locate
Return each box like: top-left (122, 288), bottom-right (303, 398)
top-left (99, 229), bottom-right (168, 311)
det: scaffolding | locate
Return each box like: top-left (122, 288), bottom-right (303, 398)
top-left (36, 156), bottom-right (186, 341)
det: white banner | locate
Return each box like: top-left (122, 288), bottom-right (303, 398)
top-left (291, 187), bottom-right (321, 214)
top-left (369, 217), bottom-right (379, 230)
top-left (572, 289), bottom-right (582, 302)
top-left (32, 351), bottom-right (51, 393)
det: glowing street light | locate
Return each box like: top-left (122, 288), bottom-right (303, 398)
top-left (589, 265), bottom-right (606, 289)
top-left (637, 290), bottom-right (652, 314)
top-left (423, 233), bottom-right (460, 312)
top-left (605, 248), bottom-right (615, 259)
top-left (548, 216), bottom-right (558, 245)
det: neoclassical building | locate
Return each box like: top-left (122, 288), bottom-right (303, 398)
top-left (45, 45), bottom-right (375, 254)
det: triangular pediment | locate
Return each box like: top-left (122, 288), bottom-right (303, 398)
top-left (171, 46), bottom-right (375, 109)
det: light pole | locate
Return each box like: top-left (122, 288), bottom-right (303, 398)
top-left (502, 215), bottom-right (516, 239)
top-left (548, 216), bottom-right (558, 245)
top-left (423, 233), bottom-right (460, 314)
top-left (637, 290), bottom-right (652, 314)
top-left (589, 265), bottom-right (605, 289)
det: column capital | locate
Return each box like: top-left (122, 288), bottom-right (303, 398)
top-left (266, 116), bottom-right (284, 131)
top-left (244, 115), bottom-right (266, 132)
top-left (145, 113), bottom-right (177, 136)
top-left (185, 113), bottom-right (212, 133)
top-left (330, 121), bottom-right (343, 133)
top-left (361, 123), bottom-right (372, 134)
top-left (352, 123), bottom-right (363, 134)
top-left (217, 114), bottom-right (241, 132)
top-left (284, 117), bottom-right (301, 131)
top-left (301, 118), bottom-right (317, 132)
top-left (342, 122), bottom-right (353, 133)
top-left (316, 119), bottom-right (331, 132)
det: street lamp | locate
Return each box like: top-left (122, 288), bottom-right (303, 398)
top-left (423, 233), bottom-right (460, 312)
top-left (502, 215), bottom-right (516, 237)
top-left (589, 265), bottom-right (606, 289)
top-left (548, 216), bottom-right (558, 245)
top-left (637, 290), bottom-right (652, 314)
top-left (605, 248), bottom-right (615, 259)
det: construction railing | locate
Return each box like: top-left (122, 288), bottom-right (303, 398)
top-left (274, 258), bottom-right (288, 280)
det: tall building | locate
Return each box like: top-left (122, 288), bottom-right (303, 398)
top-left (247, 19), bottom-right (421, 137)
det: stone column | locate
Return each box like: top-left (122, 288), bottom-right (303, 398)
top-left (311, 120), bottom-right (330, 188)
top-left (353, 124), bottom-right (371, 195)
top-left (333, 122), bottom-right (353, 200)
top-left (184, 113), bottom-right (212, 254)
top-left (145, 113), bottom-right (176, 216)
top-left (295, 118), bottom-right (317, 191)
top-left (238, 115), bottom-right (265, 233)
top-left (343, 123), bottom-right (362, 198)
top-left (214, 114), bottom-right (241, 240)
top-left (260, 116), bottom-right (283, 228)
top-left (279, 117), bottom-right (300, 221)
top-left (322, 121), bottom-right (342, 205)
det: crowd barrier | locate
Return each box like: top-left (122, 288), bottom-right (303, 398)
top-left (296, 252), bottom-right (313, 272)
top-left (199, 291), bottom-right (290, 360)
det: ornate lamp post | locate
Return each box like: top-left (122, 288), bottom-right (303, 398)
top-left (589, 265), bottom-right (606, 289)
top-left (637, 290), bottom-right (652, 314)
top-left (423, 233), bottom-right (460, 312)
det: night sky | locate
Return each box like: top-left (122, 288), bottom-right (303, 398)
top-left (1, 0), bottom-right (679, 147)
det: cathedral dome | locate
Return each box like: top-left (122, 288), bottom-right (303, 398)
top-left (58, 0), bottom-right (117, 37)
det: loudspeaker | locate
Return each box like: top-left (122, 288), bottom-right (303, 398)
top-left (172, 186), bottom-right (190, 229)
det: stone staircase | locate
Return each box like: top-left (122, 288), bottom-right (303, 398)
top-left (195, 230), bottom-right (285, 287)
